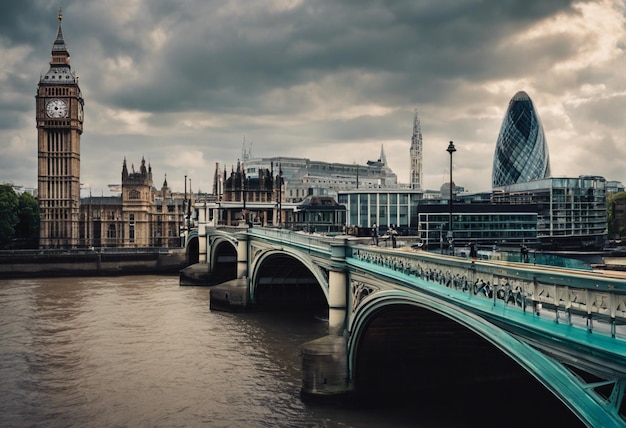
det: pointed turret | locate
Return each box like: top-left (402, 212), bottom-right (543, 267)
top-left (122, 157), bottom-right (129, 182)
top-left (41, 8), bottom-right (76, 85)
top-left (213, 162), bottom-right (220, 195)
top-left (140, 156), bottom-right (147, 177)
top-left (52, 8), bottom-right (68, 57)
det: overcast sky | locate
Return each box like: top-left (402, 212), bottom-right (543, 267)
top-left (1, 0), bottom-right (624, 196)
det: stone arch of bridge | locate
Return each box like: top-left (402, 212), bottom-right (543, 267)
top-left (346, 290), bottom-right (611, 426)
top-left (209, 236), bottom-right (237, 264)
top-left (209, 237), bottom-right (238, 284)
top-left (185, 231), bottom-right (199, 265)
top-left (207, 231), bottom-right (238, 251)
top-left (248, 248), bottom-right (329, 307)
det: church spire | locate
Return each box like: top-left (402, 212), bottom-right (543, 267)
top-left (410, 108), bottom-right (423, 190)
top-left (379, 144), bottom-right (387, 165)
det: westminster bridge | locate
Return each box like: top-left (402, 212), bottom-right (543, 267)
top-left (187, 226), bottom-right (626, 427)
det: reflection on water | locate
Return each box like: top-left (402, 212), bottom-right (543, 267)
top-left (0, 275), bottom-right (582, 427)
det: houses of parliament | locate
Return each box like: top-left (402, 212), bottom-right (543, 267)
top-left (37, 11), bottom-right (187, 249)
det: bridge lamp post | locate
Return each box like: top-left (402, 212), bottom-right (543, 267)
top-left (446, 141), bottom-right (456, 255)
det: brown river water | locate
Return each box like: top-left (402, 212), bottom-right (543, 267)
top-left (0, 275), bottom-right (582, 427)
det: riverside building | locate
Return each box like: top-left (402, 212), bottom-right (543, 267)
top-left (78, 158), bottom-right (188, 248)
top-left (240, 146), bottom-right (398, 203)
top-left (414, 177), bottom-right (608, 251)
top-left (492, 176), bottom-right (608, 250)
top-left (36, 10), bottom-right (84, 248)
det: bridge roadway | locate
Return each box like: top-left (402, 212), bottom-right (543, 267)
top-left (195, 227), bottom-right (626, 427)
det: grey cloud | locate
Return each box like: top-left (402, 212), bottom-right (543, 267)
top-left (0, 0), bottom-right (623, 196)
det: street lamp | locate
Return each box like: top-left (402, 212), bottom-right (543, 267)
top-left (446, 141), bottom-right (456, 254)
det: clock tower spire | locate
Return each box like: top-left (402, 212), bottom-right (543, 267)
top-left (36, 10), bottom-right (84, 248)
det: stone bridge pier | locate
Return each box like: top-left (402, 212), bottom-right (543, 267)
top-left (300, 240), bottom-right (352, 399)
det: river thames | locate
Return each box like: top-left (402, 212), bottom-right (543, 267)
top-left (0, 275), bottom-right (582, 427)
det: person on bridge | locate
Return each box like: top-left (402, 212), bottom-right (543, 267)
top-left (520, 243), bottom-right (530, 263)
top-left (389, 225), bottom-right (398, 248)
top-left (469, 241), bottom-right (478, 259)
top-left (371, 224), bottom-right (379, 246)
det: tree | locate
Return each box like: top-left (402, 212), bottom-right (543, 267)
top-left (0, 185), bottom-right (19, 245)
top-left (16, 192), bottom-right (39, 244)
top-left (607, 191), bottom-right (626, 239)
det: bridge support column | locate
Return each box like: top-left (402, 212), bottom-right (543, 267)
top-left (236, 232), bottom-right (249, 279)
top-left (300, 239), bottom-right (351, 399)
top-left (198, 223), bottom-right (207, 263)
top-left (329, 269), bottom-right (347, 335)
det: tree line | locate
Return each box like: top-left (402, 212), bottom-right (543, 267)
top-left (0, 184), bottom-right (39, 249)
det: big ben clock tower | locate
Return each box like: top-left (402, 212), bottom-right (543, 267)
top-left (36, 9), bottom-right (84, 248)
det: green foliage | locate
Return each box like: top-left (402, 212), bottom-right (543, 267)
top-left (17, 192), bottom-right (39, 240)
top-left (0, 185), bottom-right (40, 247)
top-left (0, 185), bottom-right (19, 244)
top-left (607, 192), bottom-right (626, 238)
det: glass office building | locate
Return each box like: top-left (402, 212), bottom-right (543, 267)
top-left (492, 91), bottom-right (551, 188)
top-left (417, 204), bottom-right (539, 250)
top-left (337, 189), bottom-right (422, 234)
top-left (492, 176), bottom-right (607, 250)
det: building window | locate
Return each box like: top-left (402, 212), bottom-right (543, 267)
top-left (107, 224), bottom-right (116, 239)
top-left (129, 214), bottom-right (135, 243)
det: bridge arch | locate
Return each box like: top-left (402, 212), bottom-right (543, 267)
top-left (347, 290), bottom-right (604, 425)
top-left (186, 230), bottom-right (199, 265)
top-left (249, 248), bottom-right (328, 310)
top-left (209, 236), bottom-right (238, 284)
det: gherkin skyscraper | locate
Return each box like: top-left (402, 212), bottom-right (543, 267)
top-left (492, 91), bottom-right (550, 188)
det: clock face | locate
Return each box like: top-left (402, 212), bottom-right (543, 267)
top-left (46, 99), bottom-right (67, 118)
top-left (78, 102), bottom-right (83, 122)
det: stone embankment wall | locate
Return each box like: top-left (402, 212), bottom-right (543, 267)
top-left (0, 248), bottom-right (187, 278)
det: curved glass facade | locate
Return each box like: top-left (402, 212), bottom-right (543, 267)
top-left (492, 91), bottom-right (550, 188)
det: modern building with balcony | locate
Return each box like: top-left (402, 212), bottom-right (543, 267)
top-left (492, 176), bottom-right (607, 250)
top-left (417, 204), bottom-right (539, 251)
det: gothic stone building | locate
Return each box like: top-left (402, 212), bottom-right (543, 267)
top-left (79, 158), bottom-right (187, 248)
top-left (219, 160), bottom-right (281, 226)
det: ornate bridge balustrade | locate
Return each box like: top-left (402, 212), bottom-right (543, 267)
top-left (203, 227), bottom-right (626, 426)
top-left (349, 246), bottom-right (626, 338)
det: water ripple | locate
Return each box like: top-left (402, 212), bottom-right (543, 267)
top-left (0, 275), bottom-right (450, 427)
